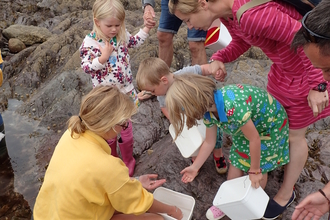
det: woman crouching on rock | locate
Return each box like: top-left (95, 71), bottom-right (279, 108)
top-left (33, 85), bottom-right (183, 220)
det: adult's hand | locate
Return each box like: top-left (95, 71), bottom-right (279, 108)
top-left (180, 165), bottom-right (198, 183)
top-left (138, 174), bottom-right (166, 190)
top-left (307, 90), bottom-right (329, 117)
top-left (209, 60), bottom-right (227, 81)
top-left (292, 190), bottom-right (330, 220)
top-left (143, 5), bottom-right (156, 29)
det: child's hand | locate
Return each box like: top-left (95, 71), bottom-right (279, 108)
top-left (98, 41), bottom-right (114, 64)
top-left (249, 172), bottom-right (263, 189)
top-left (201, 62), bottom-right (227, 81)
top-left (180, 165), bottom-right (198, 183)
top-left (137, 90), bottom-right (152, 100)
top-left (213, 69), bottom-right (226, 81)
top-left (209, 60), bottom-right (227, 81)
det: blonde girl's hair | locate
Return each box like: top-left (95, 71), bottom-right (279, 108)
top-left (168, 0), bottom-right (217, 14)
top-left (92, 0), bottom-right (127, 44)
top-left (67, 85), bottom-right (137, 138)
top-left (136, 57), bottom-right (170, 90)
top-left (165, 74), bottom-right (216, 140)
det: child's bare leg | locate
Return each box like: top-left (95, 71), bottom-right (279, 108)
top-left (273, 127), bottom-right (308, 206)
top-left (213, 148), bottom-right (223, 157)
top-left (227, 164), bottom-right (244, 180)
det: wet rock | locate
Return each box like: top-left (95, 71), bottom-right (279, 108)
top-left (8, 38), bottom-right (26, 53)
top-left (3, 24), bottom-right (52, 46)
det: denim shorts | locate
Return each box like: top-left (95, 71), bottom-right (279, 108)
top-left (158, 0), bottom-right (207, 41)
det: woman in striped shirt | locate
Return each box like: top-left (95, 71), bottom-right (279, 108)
top-left (168, 0), bottom-right (330, 219)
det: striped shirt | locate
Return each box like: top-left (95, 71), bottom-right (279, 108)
top-left (211, 0), bottom-right (330, 129)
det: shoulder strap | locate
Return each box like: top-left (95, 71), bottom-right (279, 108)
top-left (236, 0), bottom-right (272, 25)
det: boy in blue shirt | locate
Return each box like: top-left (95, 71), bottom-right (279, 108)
top-left (136, 57), bottom-right (227, 175)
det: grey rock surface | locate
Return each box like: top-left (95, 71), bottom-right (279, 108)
top-left (3, 24), bottom-right (52, 46)
top-left (0, 0), bottom-right (329, 220)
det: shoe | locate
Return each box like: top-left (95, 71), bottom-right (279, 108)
top-left (106, 137), bottom-right (118, 157)
top-left (262, 191), bottom-right (296, 220)
top-left (206, 206), bottom-right (226, 220)
top-left (118, 121), bottom-right (135, 177)
top-left (214, 155), bottom-right (228, 174)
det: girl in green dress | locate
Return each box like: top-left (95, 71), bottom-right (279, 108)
top-left (166, 74), bottom-right (289, 189)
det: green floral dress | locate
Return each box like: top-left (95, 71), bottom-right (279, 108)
top-left (203, 84), bottom-right (290, 173)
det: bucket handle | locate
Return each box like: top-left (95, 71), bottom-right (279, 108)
top-left (243, 176), bottom-right (249, 189)
top-left (205, 27), bottom-right (220, 44)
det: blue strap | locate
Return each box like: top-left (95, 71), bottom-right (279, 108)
top-left (214, 90), bottom-right (228, 122)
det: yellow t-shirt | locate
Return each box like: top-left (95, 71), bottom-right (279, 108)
top-left (33, 130), bottom-right (154, 219)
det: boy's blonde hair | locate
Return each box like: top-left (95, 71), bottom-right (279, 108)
top-left (165, 74), bottom-right (216, 140)
top-left (92, 0), bottom-right (127, 44)
top-left (67, 85), bottom-right (136, 138)
top-left (136, 57), bottom-right (170, 90)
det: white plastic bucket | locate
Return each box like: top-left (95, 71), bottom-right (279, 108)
top-left (168, 118), bottom-right (206, 158)
top-left (204, 19), bottom-right (232, 52)
top-left (213, 176), bottom-right (269, 220)
top-left (153, 187), bottom-right (196, 220)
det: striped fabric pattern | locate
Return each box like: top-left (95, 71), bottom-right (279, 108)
top-left (211, 0), bottom-right (330, 129)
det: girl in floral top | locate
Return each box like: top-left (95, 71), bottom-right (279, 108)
top-left (165, 74), bottom-right (290, 218)
top-left (79, 0), bottom-right (152, 176)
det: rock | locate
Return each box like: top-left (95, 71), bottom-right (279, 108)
top-left (8, 38), bottom-right (26, 53)
top-left (3, 24), bottom-right (52, 46)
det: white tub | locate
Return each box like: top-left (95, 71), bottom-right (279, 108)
top-left (213, 175), bottom-right (269, 220)
top-left (153, 187), bottom-right (196, 220)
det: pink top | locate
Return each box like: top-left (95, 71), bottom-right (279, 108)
top-left (211, 0), bottom-right (330, 129)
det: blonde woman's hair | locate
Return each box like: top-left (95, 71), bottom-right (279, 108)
top-left (165, 74), bottom-right (216, 140)
top-left (168, 0), bottom-right (217, 14)
top-left (67, 85), bottom-right (136, 138)
top-left (136, 57), bottom-right (171, 90)
top-left (92, 0), bottom-right (127, 44)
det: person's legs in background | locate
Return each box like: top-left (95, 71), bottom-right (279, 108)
top-left (187, 28), bottom-right (207, 65)
top-left (157, 0), bottom-right (207, 66)
top-left (157, 0), bottom-right (182, 67)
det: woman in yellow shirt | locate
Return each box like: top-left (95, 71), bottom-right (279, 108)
top-left (33, 85), bottom-right (182, 220)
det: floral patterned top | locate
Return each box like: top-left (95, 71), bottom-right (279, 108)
top-left (203, 84), bottom-right (290, 173)
top-left (79, 29), bottom-right (149, 94)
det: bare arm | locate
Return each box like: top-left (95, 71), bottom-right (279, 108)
top-left (148, 199), bottom-right (183, 219)
top-left (240, 119), bottom-right (262, 188)
top-left (180, 126), bottom-right (217, 183)
top-left (161, 107), bottom-right (170, 120)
